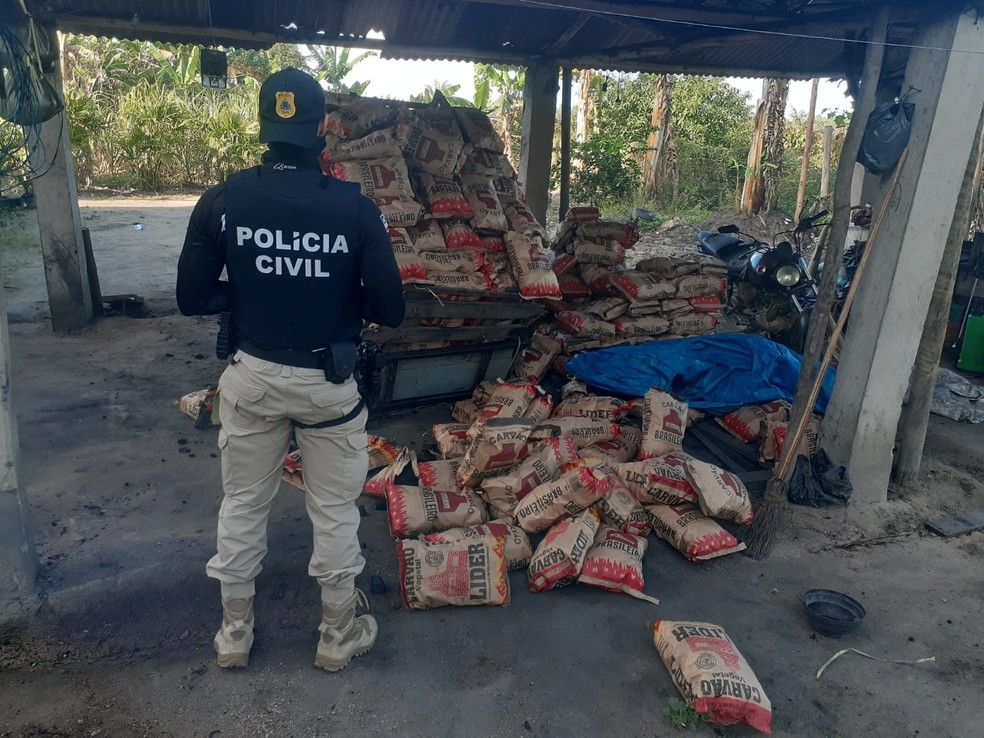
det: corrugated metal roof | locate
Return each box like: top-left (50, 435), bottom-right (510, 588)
top-left (28, 0), bottom-right (964, 79)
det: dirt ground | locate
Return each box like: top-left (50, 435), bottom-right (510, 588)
top-left (629, 209), bottom-right (815, 267)
top-left (1, 199), bottom-right (983, 738)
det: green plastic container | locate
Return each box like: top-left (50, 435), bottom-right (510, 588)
top-left (957, 314), bottom-right (984, 373)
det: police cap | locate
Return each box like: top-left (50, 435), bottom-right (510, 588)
top-left (258, 68), bottom-right (325, 148)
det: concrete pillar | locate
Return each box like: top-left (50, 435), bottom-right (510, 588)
top-left (0, 284), bottom-right (38, 618)
top-left (821, 8), bottom-right (984, 502)
top-left (519, 61), bottom-right (558, 226)
top-left (27, 34), bottom-right (93, 331)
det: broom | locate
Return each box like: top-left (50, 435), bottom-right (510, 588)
top-left (742, 150), bottom-right (908, 560)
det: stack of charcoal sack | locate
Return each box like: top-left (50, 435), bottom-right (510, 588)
top-left (320, 93), bottom-right (561, 309)
top-left (546, 206), bottom-right (728, 371)
top-left (717, 400), bottom-right (823, 463)
top-left (364, 352), bottom-right (756, 611)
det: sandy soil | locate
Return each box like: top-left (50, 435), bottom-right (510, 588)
top-left (1, 196), bottom-right (196, 324)
top-left (0, 198), bottom-right (983, 738)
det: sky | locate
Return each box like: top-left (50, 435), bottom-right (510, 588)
top-left (345, 53), bottom-right (853, 117)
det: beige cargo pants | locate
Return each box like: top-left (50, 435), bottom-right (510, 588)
top-left (206, 350), bottom-right (368, 606)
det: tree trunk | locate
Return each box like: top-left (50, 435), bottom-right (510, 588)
top-left (794, 79), bottom-right (820, 223)
top-left (893, 102), bottom-right (984, 485)
top-left (741, 101), bottom-right (767, 214)
top-left (641, 74), bottom-right (678, 201)
top-left (741, 78), bottom-right (790, 215)
top-left (501, 106), bottom-right (513, 163)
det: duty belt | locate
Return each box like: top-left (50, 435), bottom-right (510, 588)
top-left (236, 340), bottom-right (365, 429)
top-left (238, 341), bottom-right (326, 369)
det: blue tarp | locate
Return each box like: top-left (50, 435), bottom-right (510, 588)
top-left (566, 334), bottom-right (835, 416)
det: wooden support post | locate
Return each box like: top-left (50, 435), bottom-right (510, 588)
top-left (0, 283), bottom-right (38, 620)
top-left (82, 228), bottom-right (103, 317)
top-left (794, 79), bottom-right (820, 223)
top-left (821, 124), bottom-right (834, 200)
top-left (968, 117), bottom-right (984, 231)
top-left (893, 102), bottom-right (984, 485)
top-left (26, 31), bottom-right (93, 332)
top-left (559, 66), bottom-right (572, 221)
top-left (785, 5), bottom-right (889, 496)
top-left (520, 60), bottom-right (559, 226)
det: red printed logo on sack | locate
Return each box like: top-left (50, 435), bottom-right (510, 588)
top-left (434, 490), bottom-right (466, 513)
top-left (718, 471), bottom-right (744, 500)
top-left (663, 409), bottom-right (685, 437)
top-left (486, 443), bottom-right (523, 468)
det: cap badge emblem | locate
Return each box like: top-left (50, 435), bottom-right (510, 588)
top-left (275, 91), bottom-right (296, 119)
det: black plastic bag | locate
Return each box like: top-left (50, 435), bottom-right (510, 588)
top-left (857, 98), bottom-right (915, 175)
top-left (788, 449), bottom-right (853, 507)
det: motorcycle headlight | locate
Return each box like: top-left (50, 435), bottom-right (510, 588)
top-left (775, 264), bottom-right (802, 287)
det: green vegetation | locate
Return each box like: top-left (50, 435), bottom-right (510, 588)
top-left (0, 37), bottom-right (846, 216)
top-left (663, 698), bottom-right (701, 731)
top-left (1, 37), bottom-right (380, 193)
top-left (562, 72), bottom-right (846, 217)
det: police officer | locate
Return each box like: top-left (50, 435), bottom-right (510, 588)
top-left (176, 68), bottom-right (404, 672)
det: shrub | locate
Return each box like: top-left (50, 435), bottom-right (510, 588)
top-left (559, 136), bottom-right (642, 207)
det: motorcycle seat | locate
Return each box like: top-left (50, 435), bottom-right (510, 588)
top-left (697, 231), bottom-right (753, 265)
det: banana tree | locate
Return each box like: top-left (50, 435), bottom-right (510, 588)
top-left (306, 45), bottom-right (375, 94)
top-left (410, 81), bottom-right (474, 107)
top-left (640, 73), bottom-right (679, 202)
top-left (145, 44), bottom-right (201, 87)
top-left (740, 78), bottom-right (789, 215)
top-left (576, 69), bottom-right (606, 143)
top-left (473, 64), bottom-right (525, 161)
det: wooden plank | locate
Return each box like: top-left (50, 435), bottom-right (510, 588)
top-left (405, 299), bottom-right (542, 320)
top-left (735, 469), bottom-right (773, 494)
top-left (693, 421), bottom-right (766, 467)
top-left (404, 285), bottom-right (529, 302)
top-left (925, 510), bottom-right (984, 538)
top-left (81, 227), bottom-right (103, 317)
top-left (686, 425), bottom-right (746, 473)
top-left (369, 324), bottom-right (529, 345)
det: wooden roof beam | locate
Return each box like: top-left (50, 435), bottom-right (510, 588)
top-left (587, 6), bottom-right (888, 60)
top-left (458, 0), bottom-right (806, 27)
top-left (558, 55), bottom-right (843, 79)
top-left (51, 15), bottom-right (532, 64)
top-left (542, 12), bottom-right (591, 54)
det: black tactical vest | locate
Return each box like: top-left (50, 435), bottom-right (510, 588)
top-left (224, 167), bottom-right (365, 350)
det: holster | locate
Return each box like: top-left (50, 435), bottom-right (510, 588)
top-left (216, 311), bottom-right (237, 360)
top-left (321, 341), bottom-right (358, 384)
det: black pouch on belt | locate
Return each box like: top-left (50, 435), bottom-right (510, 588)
top-left (322, 342), bottom-right (358, 383)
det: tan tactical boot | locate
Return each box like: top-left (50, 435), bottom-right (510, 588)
top-left (214, 597), bottom-right (254, 668)
top-left (314, 590), bottom-right (377, 672)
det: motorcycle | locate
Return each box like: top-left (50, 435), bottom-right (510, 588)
top-left (696, 210), bottom-right (828, 354)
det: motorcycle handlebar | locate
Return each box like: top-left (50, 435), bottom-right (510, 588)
top-left (796, 210), bottom-right (829, 231)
